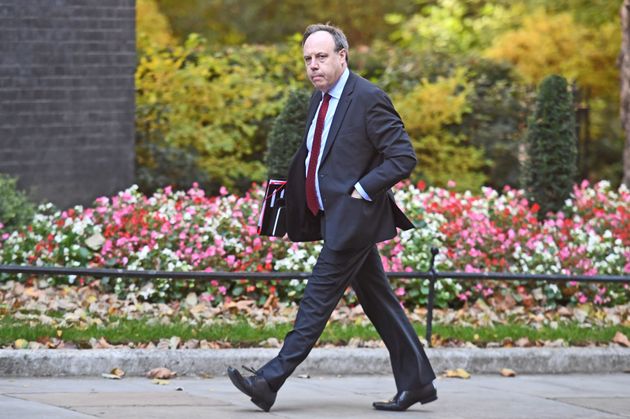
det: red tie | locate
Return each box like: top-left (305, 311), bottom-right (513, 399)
top-left (306, 93), bottom-right (331, 216)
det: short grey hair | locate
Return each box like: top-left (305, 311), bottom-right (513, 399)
top-left (302, 23), bottom-right (349, 63)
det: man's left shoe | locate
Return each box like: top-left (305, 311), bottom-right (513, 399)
top-left (227, 365), bottom-right (277, 412)
top-left (372, 382), bottom-right (437, 411)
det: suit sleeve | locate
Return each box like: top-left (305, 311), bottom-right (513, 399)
top-left (357, 89), bottom-right (417, 198)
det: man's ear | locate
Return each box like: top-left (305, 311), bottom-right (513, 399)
top-left (339, 48), bottom-right (347, 63)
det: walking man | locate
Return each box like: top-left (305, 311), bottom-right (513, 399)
top-left (228, 23), bottom-right (436, 412)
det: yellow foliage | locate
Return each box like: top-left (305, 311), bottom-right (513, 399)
top-left (395, 69), bottom-right (488, 190)
top-left (485, 10), bottom-right (619, 99)
top-left (136, 34), bottom-right (305, 188)
top-left (136, 0), bottom-right (176, 51)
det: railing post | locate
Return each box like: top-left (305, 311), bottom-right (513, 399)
top-left (425, 247), bottom-right (439, 348)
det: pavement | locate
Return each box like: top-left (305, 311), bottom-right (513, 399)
top-left (1, 373), bottom-right (629, 418)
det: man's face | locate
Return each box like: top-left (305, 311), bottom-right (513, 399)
top-left (303, 31), bottom-right (346, 93)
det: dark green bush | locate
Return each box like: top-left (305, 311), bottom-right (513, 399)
top-left (135, 136), bottom-right (214, 195)
top-left (265, 88), bottom-right (311, 179)
top-left (523, 74), bottom-right (577, 216)
top-left (0, 174), bottom-right (36, 231)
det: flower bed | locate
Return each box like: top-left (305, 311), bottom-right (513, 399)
top-left (1, 181), bottom-right (628, 308)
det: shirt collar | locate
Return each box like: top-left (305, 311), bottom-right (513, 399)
top-left (325, 67), bottom-right (349, 100)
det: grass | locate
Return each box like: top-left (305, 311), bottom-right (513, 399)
top-left (1, 316), bottom-right (628, 347)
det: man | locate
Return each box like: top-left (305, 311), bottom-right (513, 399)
top-left (228, 23), bottom-right (436, 412)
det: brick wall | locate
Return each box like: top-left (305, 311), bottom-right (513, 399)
top-left (0, 0), bottom-right (135, 208)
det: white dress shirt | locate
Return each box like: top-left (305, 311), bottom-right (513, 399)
top-left (305, 68), bottom-right (371, 210)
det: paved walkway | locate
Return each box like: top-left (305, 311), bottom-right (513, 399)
top-left (1, 374), bottom-right (629, 418)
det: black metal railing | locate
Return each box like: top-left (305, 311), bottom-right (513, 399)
top-left (1, 247), bottom-right (628, 347)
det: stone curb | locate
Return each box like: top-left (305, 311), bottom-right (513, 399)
top-left (1, 347), bottom-right (629, 377)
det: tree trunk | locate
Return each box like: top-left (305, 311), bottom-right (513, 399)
top-left (621, 1), bottom-right (630, 187)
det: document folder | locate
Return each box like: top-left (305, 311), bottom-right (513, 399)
top-left (257, 179), bottom-right (287, 237)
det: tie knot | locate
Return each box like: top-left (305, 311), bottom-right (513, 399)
top-left (323, 93), bottom-right (331, 103)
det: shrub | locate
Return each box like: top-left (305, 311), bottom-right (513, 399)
top-left (0, 174), bottom-right (36, 231)
top-left (523, 74), bottom-right (577, 217)
top-left (265, 88), bottom-right (311, 179)
top-left (394, 68), bottom-right (489, 191)
top-left (135, 34), bottom-right (305, 192)
top-left (135, 134), bottom-right (213, 195)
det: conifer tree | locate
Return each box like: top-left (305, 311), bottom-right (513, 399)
top-left (523, 74), bottom-right (577, 217)
top-left (266, 89), bottom-right (311, 179)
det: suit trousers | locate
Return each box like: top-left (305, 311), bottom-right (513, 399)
top-left (259, 216), bottom-right (436, 392)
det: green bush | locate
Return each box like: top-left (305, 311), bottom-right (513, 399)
top-left (135, 136), bottom-right (213, 194)
top-left (135, 34), bottom-right (306, 193)
top-left (265, 88), bottom-right (311, 179)
top-left (523, 74), bottom-right (577, 216)
top-left (0, 174), bottom-right (36, 231)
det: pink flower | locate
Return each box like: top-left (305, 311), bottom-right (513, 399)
top-left (200, 293), bottom-right (214, 302)
top-left (395, 287), bottom-right (405, 296)
top-left (226, 255), bottom-right (236, 266)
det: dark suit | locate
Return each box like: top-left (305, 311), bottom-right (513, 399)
top-left (259, 71), bottom-right (436, 392)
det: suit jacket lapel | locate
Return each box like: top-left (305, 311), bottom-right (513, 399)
top-left (320, 71), bottom-right (356, 166)
top-left (304, 92), bottom-right (320, 141)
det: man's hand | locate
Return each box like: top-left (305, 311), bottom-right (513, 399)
top-left (351, 189), bottom-right (363, 199)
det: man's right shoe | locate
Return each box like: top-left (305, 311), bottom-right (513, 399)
top-left (372, 382), bottom-right (437, 411)
top-left (227, 366), bottom-right (277, 412)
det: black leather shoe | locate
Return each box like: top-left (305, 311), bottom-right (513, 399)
top-left (373, 382), bottom-right (437, 411)
top-left (227, 365), bottom-right (277, 412)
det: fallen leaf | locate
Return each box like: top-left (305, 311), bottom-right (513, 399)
top-left (152, 379), bottom-right (170, 385)
top-left (169, 336), bottom-right (181, 349)
top-left (90, 337), bottom-right (113, 349)
top-left (612, 331), bottom-right (630, 347)
top-left (14, 339), bottom-right (29, 349)
top-left (182, 339), bottom-right (200, 349)
top-left (146, 367), bottom-right (177, 379)
top-left (347, 337), bottom-right (362, 348)
top-left (157, 339), bottom-right (170, 350)
top-left (101, 373), bottom-right (122, 380)
top-left (185, 293), bottom-right (198, 307)
top-left (544, 338), bottom-right (566, 348)
top-left (500, 368), bottom-right (516, 377)
top-left (444, 368), bottom-right (471, 379)
top-left (514, 337), bottom-right (531, 348)
top-left (110, 367), bottom-right (125, 378)
top-left (27, 341), bottom-right (44, 350)
top-left (259, 337), bottom-right (281, 348)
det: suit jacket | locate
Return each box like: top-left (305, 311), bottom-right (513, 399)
top-left (285, 71), bottom-right (416, 251)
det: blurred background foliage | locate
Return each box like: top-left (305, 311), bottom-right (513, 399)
top-left (135, 0), bottom-right (623, 195)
